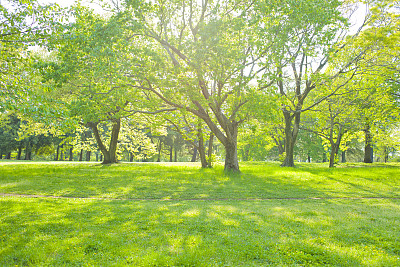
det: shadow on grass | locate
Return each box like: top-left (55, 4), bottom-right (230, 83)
top-left (0, 197), bottom-right (399, 266)
top-left (1, 162), bottom-right (399, 200)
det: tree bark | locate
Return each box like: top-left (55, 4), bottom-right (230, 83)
top-left (60, 148), bottom-right (64, 161)
top-left (108, 118), bottom-right (120, 163)
top-left (341, 151), bottom-right (346, 163)
top-left (156, 139), bottom-right (162, 162)
top-left (89, 119), bottom-right (121, 164)
top-left (17, 144), bottom-right (23, 160)
top-left (224, 124), bottom-right (239, 172)
top-left (207, 133), bottom-right (214, 167)
top-left (198, 124), bottom-right (208, 168)
top-left (329, 145), bottom-right (339, 168)
top-left (79, 149), bottom-right (83, 161)
top-left (129, 152), bottom-right (134, 162)
top-left (328, 126), bottom-right (344, 168)
top-left (55, 145), bottom-right (60, 161)
top-left (69, 147), bottom-right (73, 161)
top-left (5, 152), bottom-right (11, 159)
top-left (174, 147), bottom-right (177, 162)
top-left (24, 141), bottom-right (32, 160)
top-left (384, 147), bottom-right (388, 163)
top-left (281, 111), bottom-right (300, 167)
top-left (169, 145), bottom-right (173, 162)
top-left (191, 147), bottom-right (197, 162)
top-left (86, 151), bottom-right (91, 161)
top-left (364, 124), bottom-right (373, 163)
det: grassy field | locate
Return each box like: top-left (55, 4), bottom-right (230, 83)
top-left (0, 161), bottom-right (399, 266)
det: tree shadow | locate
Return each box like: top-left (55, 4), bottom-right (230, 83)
top-left (1, 197), bottom-right (399, 266)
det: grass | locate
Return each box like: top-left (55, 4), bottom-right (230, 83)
top-left (0, 161), bottom-right (399, 266)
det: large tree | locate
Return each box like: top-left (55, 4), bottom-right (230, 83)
top-left (121, 0), bottom-right (261, 172)
top-left (255, 0), bottom-right (372, 167)
top-left (33, 5), bottom-right (161, 164)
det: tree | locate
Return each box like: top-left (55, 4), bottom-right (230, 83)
top-left (255, 0), bottom-right (371, 167)
top-left (0, 0), bottom-right (63, 112)
top-left (122, 0), bottom-right (260, 172)
top-left (33, 5), bottom-right (159, 164)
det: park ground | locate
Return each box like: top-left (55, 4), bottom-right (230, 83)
top-left (0, 161), bottom-right (399, 266)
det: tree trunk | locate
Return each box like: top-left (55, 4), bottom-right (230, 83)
top-left (341, 151), bottom-right (346, 163)
top-left (191, 147), bottom-right (197, 162)
top-left (329, 146), bottom-right (337, 168)
top-left (129, 152), bottom-right (134, 162)
top-left (17, 144), bottom-right (23, 160)
top-left (0, 150), bottom-right (2, 159)
top-left (169, 145), bottom-right (173, 162)
top-left (174, 147), bottom-right (177, 162)
top-left (281, 111), bottom-right (300, 167)
top-left (328, 128), bottom-right (344, 168)
top-left (55, 145), bottom-right (60, 161)
top-left (224, 141), bottom-right (239, 172)
top-left (24, 141), bottom-right (32, 160)
top-left (307, 154), bottom-right (311, 163)
top-left (86, 151), bottom-right (91, 161)
top-left (224, 124), bottom-right (239, 172)
top-left (198, 125), bottom-right (208, 168)
top-left (69, 147), bottom-right (73, 161)
top-left (384, 147), bottom-right (388, 163)
top-left (89, 119), bottom-right (120, 164)
top-left (5, 152), bottom-right (11, 159)
top-left (322, 152), bottom-right (327, 163)
top-left (207, 133), bottom-right (214, 167)
top-left (157, 139), bottom-right (162, 162)
top-left (79, 149), bottom-right (83, 161)
top-left (364, 124), bottom-right (373, 163)
top-left (60, 149), bottom-right (64, 161)
top-left (108, 118), bottom-right (120, 163)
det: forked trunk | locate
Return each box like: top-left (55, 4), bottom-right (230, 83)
top-left (329, 145), bottom-right (338, 168)
top-left (89, 118), bottom-right (121, 164)
top-left (328, 126), bottom-right (344, 168)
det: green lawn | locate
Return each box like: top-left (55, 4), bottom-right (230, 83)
top-left (0, 161), bottom-right (399, 266)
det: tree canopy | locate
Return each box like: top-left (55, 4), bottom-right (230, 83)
top-left (1, 0), bottom-right (399, 169)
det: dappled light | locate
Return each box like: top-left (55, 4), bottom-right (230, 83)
top-left (0, 162), bottom-right (399, 265)
top-left (0, 196), bottom-right (399, 266)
